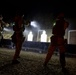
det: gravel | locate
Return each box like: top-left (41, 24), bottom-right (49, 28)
top-left (0, 48), bottom-right (76, 75)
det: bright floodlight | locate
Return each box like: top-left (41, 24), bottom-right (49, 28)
top-left (40, 30), bottom-right (47, 42)
top-left (27, 31), bottom-right (33, 41)
top-left (30, 21), bottom-right (37, 27)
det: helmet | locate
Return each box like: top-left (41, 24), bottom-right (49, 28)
top-left (57, 13), bottom-right (64, 19)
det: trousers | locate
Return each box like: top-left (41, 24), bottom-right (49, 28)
top-left (44, 35), bottom-right (66, 67)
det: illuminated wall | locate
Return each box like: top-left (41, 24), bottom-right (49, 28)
top-left (68, 30), bottom-right (76, 44)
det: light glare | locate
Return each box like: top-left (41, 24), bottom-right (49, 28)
top-left (40, 30), bottom-right (47, 42)
top-left (30, 21), bottom-right (37, 27)
top-left (27, 31), bottom-right (33, 41)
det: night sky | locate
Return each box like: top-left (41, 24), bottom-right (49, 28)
top-left (0, 0), bottom-right (76, 17)
top-left (0, 0), bottom-right (76, 29)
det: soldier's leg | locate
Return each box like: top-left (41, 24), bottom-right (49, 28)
top-left (58, 45), bottom-right (66, 69)
top-left (17, 36), bottom-right (25, 57)
top-left (44, 36), bottom-right (57, 66)
top-left (44, 44), bottom-right (56, 66)
top-left (12, 41), bottom-right (21, 64)
top-left (17, 41), bottom-right (23, 58)
top-left (13, 42), bottom-right (20, 59)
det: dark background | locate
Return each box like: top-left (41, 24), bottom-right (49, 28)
top-left (0, 0), bottom-right (76, 29)
top-left (0, 0), bottom-right (76, 18)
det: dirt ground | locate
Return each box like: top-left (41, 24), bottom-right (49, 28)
top-left (0, 48), bottom-right (76, 75)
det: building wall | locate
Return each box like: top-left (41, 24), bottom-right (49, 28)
top-left (68, 30), bottom-right (76, 44)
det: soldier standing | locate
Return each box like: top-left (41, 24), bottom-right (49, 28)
top-left (12, 13), bottom-right (25, 64)
top-left (44, 13), bottom-right (69, 71)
